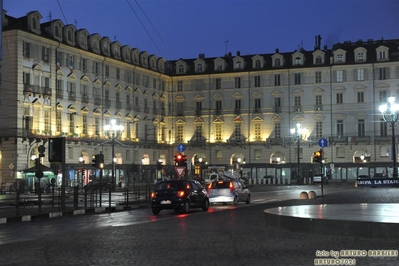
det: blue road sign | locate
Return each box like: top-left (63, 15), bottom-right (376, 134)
top-left (318, 138), bottom-right (328, 148)
top-left (177, 144), bottom-right (186, 152)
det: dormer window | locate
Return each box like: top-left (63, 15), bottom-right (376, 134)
top-left (178, 65), bottom-right (184, 73)
top-left (316, 56), bottom-right (322, 64)
top-left (294, 57), bottom-right (301, 65)
top-left (275, 58), bottom-right (280, 66)
top-left (235, 61), bottom-right (241, 69)
top-left (255, 60), bottom-right (261, 68)
top-left (357, 53), bottom-right (364, 61)
top-left (55, 26), bottom-right (60, 37)
top-left (32, 18), bottom-right (37, 30)
top-left (337, 54), bottom-right (343, 62)
top-left (68, 30), bottom-right (72, 42)
top-left (197, 64), bottom-right (203, 72)
top-left (217, 63), bottom-right (222, 70)
top-left (379, 51), bottom-right (386, 60)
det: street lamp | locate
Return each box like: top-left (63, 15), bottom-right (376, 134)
top-left (103, 119), bottom-right (124, 188)
top-left (379, 96), bottom-right (399, 178)
top-left (290, 122), bottom-right (307, 182)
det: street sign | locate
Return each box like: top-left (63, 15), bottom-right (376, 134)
top-left (177, 144), bottom-right (186, 152)
top-left (175, 167), bottom-right (186, 178)
top-left (318, 138), bottom-right (328, 148)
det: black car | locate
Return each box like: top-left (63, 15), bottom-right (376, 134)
top-left (151, 179), bottom-right (209, 215)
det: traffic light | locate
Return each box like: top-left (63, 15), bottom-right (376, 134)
top-left (99, 153), bottom-right (104, 169)
top-left (92, 154), bottom-right (99, 168)
top-left (174, 153), bottom-right (183, 166)
top-left (313, 150), bottom-right (323, 163)
top-left (182, 154), bottom-right (187, 166)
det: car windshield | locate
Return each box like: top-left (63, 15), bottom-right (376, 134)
top-left (209, 181), bottom-right (231, 189)
top-left (155, 181), bottom-right (183, 190)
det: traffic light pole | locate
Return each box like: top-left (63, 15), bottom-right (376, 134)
top-left (321, 148), bottom-right (324, 198)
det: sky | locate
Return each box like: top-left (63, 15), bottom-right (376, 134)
top-left (4, 0), bottom-right (399, 60)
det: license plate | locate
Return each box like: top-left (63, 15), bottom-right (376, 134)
top-left (161, 200), bottom-right (171, 204)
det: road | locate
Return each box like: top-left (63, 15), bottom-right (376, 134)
top-left (0, 185), bottom-right (397, 266)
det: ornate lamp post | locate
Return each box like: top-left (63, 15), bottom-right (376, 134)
top-left (103, 119), bottom-right (124, 187)
top-left (379, 96), bottom-right (399, 178)
top-left (290, 123), bottom-right (307, 183)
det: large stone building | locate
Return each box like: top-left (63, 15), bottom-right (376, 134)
top-left (0, 10), bottom-right (398, 190)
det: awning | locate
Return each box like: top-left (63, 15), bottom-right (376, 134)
top-left (20, 164), bottom-right (54, 173)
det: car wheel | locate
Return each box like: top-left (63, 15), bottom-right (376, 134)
top-left (152, 207), bottom-right (160, 215)
top-left (202, 199), bottom-right (209, 211)
top-left (233, 196), bottom-right (238, 206)
top-left (245, 194), bottom-right (251, 204)
top-left (181, 201), bottom-right (190, 213)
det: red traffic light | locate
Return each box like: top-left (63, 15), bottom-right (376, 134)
top-left (176, 154), bottom-right (182, 160)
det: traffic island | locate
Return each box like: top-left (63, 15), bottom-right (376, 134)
top-left (263, 203), bottom-right (399, 240)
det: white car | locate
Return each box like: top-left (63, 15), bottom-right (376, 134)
top-left (207, 180), bottom-right (251, 205)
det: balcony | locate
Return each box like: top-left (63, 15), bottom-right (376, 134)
top-left (94, 97), bottom-right (101, 106)
top-left (68, 92), bottom-right (76, 102)
top-left (23, 84), bottom-right (52, 96)
top-left (294, 106), bottom-right (302, 112)
top-left (314, 105), bottom-right (323, 111)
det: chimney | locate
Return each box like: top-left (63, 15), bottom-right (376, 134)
top-left (199, 53), bottom-right (205, 59)
top-left (275, 48), bottom-right (279, 53)
top-left (237, 51), bottom-right (240, 56)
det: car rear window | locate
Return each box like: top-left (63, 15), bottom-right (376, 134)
top-left (155, 181), bottom-right (182, 190)
top-left (209, 181), bottom-right (231, 189)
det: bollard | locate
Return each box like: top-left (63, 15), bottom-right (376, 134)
top-left (300, 191), bottom-right (308, 199)
top-left (308, 190), bottom-right (317, 199)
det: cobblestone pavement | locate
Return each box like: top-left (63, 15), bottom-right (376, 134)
top-left (0, 185), bottom-right (397, 266)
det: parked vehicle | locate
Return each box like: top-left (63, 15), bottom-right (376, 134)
top-left (207, 180), bottom-right (251, 205)
top-left (151, 180), bottom-right (209, 215)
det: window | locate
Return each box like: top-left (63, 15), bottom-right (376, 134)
top-left (274, 123), bottom-right (281, 138)
top-left (379, 68), bottom-right (387, 80)
top-left (23, 72), bottom-right (31, 85)
top-left (195, 125), bottom-right (202, 140)
top-left (177, 81), bottom-right (183, 92)
top-left (315, 56), bottom-right (322, 64)
top-left (216, 101), bottom-right (222, 115)
top-left (357, 69), bottom-right (364, 81)
top-left (294, 57), bottom-right (301, 65)
top-left (176, 102), bottom-right (184, 116)
top-left (196, 101), bottom-right (202, 116)
top-left (254, 123), bottom-right (261, 140)
top-left (105, 65), bottom-right (109, 77)
top-left (235, 77), bottom-right (241, 88)
top-left (315, 71), bottom-right (322, 83)
top-left (81, 58), bottom-right (87, 72)
top-left (235, 61), bottom-right (241, 69)
top-left (23, 42), bottom-right (31, 58)
top-left (153, 78), bottom-right (157, 89)
top-left (337, 54), bottom-right (343, 62)
top-left (274, 58), bottom-right (280, 67)
top-left (336, 70), bottom-right (343, 82)
top-left (255, 60), bottom-right (261, 68)
top-left (254, 98), bottom-right (261, 112)
top-left (44, 110), bottom-right (50, 132)
top-left (336, 93), bottom-right (343, 104)
top-left (379, 51), bottom-right (386, 60)
top-left (294, 96), bottom-right (301, 108)
top-left (379, 91), bottom-right (387, 102)
top-left (56, 110), bottom-right (61, 133)
top-left (315, 95), bottom-right (322, 106)
top-left (42, 47), bottom-right (49, 63)
top-left (82, 115), bottom-right (87, 135)
top-left (178, 65), bottom-right (184, 73)
top-left (215, 78), bottom-right (221, 90)
top-left (69, 113), bottom-right (75, 134)
top-left (294, 73), bottom-right (301, 85)
top-left (94, 62), bottom-right (99, 76)
top-left (274, 97), bottom-right (281, 107)
top-left (316, 121), bottom-right (323, 138)
top-left (234, 123), bottom-right (241, 140)
top-left (358, 52), bottom-right (364, 61)
top-left (337, 120), bottom-right (344, 137)
top-left (380, 119), bottom-right (387, 136)
top-left (274, 74), bottom-right (280, 86)
top-left (357, 119), bottom-right (365, 137)
top-left (357, 92), bottom-right (364, 103)
top-left (176, 125), bottom-right (184, 141)
top-left (254, 76), bottom-right (260, 87)
top-left (235, 99), bottom-right (241, 114)
top-left (215, 124), bottom-right (222, 141)
top-left (216, 63), bottom-right (223, 70)
top-left (116, 68), bottom-right (120, 80)
top-left (197, 64), bottom-right (202, 72)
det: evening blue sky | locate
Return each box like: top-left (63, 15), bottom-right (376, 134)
top-left (4, 0), bottom-right (399, 60)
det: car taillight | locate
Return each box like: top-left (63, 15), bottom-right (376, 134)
top-left (229, 182), bottom-right (234, 193)
top-left (207, 183), bottom-right (212, 190)
top-left (151, 191), bottom-right (156, 199)
top-left (177, 190), bottom-right (185, 197)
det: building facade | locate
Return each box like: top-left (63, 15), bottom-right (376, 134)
top-left (0, 10), bottom-right (398, 189)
